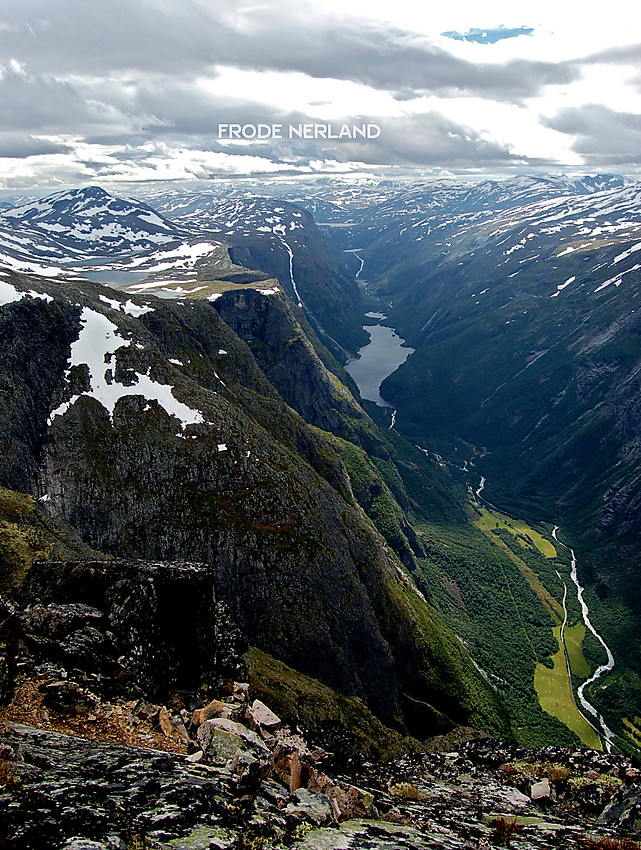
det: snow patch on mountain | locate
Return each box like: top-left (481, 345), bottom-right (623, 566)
top-left (98, 294), bottom-right (154, 317)
top-left (48, 307), bottom-right (204, 429)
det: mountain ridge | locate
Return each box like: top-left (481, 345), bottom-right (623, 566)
top-left (0, 265), bottom-right (507, 742)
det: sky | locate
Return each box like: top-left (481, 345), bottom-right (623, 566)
top-left (1, 0), bottom-right (641, 189)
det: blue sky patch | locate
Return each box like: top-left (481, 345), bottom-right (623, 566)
top-left (442, 26), bottom-right (535, 44)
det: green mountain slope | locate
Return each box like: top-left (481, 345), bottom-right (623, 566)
top-left (0, 268), bottom-right (508, 742)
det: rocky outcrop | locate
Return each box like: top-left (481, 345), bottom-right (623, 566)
top-left (213, 288), bottom-right (425, 569)
top-left (2, 719), bottom-right (640, 849)
top-left (0, 295), bottom-right (82, 495)
top-left (0, 485), bottom-right (104, 592)
top-left (13, 561), bottom-right (246, 702)
top-left (213, 288), bottom-right (376, 448)
top-left (1, 583), bottom-right (637, 850)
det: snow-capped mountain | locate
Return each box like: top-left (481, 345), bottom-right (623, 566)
top-left (294, 175), bottom-right (640, 282)
top-left (0, 187), bottom-right (186, 274)
top-left (170, 196), bottom-right (309, 241)
top-left (0, 185), bottom-right (365, 356)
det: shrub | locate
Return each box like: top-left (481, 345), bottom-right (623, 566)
top-left (0, 753), bottom-right (18, 788)
top-left (389, 781), bottom-right (422, 800)
top-left (578, 837), bottom-right (641, 850)
top-left (490, 816), bottom-right (524, 847)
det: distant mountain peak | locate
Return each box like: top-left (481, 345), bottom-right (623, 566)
top-left (0, 185), bottom-right (185, 262)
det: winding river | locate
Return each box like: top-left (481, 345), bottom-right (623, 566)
top-left (472, 477), bottom-right (616, 749)
top-left (552, 526), bottom-right (616, 751)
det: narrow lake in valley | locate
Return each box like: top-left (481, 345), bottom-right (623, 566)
top-left (345, 313), bottom-right (414, 408)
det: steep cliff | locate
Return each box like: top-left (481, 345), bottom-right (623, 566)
top-left (0, 269), bottom-right (507, 740)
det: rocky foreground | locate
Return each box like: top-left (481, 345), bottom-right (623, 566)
top-left (3, 698), bottom-right (641, 850)
top-left (2, 573), bottom-right (641, 849)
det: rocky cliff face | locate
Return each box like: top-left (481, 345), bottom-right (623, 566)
top-left (0, 269), bottom-right (506, 740)
top-left (223, 200), bottom-right (366, 358)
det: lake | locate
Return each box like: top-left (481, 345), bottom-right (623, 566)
top-left (345, 319), bottom-right (414, 408)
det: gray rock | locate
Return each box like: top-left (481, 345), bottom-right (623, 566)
top-left (531, 779), bottom-right (552, 801)
top-left (198, 717), bottom-right (268, 756)
top-left (287, 788), bottom-right (333, 826)
top-left (196, 724), bottom-right (244, 765)
top-left (248, 698), bottom-right (281, 732)
top-left (598, 783), bottom-right (641, 832)
top-left (297, 818), bottom-right (459, 849)
top-left (167, 826), bottom-right (236, 849)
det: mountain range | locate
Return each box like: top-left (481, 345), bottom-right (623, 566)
top-left (2, 174), bottom-right (641, 763)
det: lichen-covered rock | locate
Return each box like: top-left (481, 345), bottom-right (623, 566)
top-left (599, 783), bottom-right (641, 832)
top-left (3, 720), bottom-right (640, 849)
top-left (286, 788), bottom-right (333, 826)
top-left (166, 825), bottom-right (236, 849)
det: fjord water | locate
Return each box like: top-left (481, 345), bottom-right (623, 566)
top-left (345, 315), bottom-right (414, 407)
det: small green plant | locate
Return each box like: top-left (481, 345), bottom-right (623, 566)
top-left (292, 822), bottom-right (314, 840)
top-left (389, 781), bottom-right (422, 799)
top-left (0, 754), bottom-right (18, 789)
top-left (569, 774), bottom-right (623, 793)
top-left (500, 759), bottom-right (569, 783)
top-left (578, 837), bottom-right (641, 849)
top-left (548, 764), bottom-right (570, 782)
top-left (240, 822), bottom-right (281, 850)
top-left (490, 816), bottom-right (524, 847)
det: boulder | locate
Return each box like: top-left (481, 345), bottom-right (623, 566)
top-left (197, 717), bottom-right (268, 766)
top-left (232, 681), bottom-right (250, 702)
top-left (131, 699), bottom-right (158, 721)
top-left (154, 706), bottom-right (190, 745)
top-left (307, 768), bottom-right (374, 821)
top-left (272, 744), bottom-right (303, 793)
top-left (197, 724), bottom-right (244, 765)
top-left (531, 778), bottom-right (552, 801)
top-left (286, 787), bottom-right (333, 826)
top-left (598, 784), bottom-right (641, 831)
top-left (247, 699), bottom-right (281, 732)
top-left (192, 699), bottom-right (227, 727)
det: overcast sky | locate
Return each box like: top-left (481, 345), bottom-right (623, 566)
top-left (1, 0), bottom-right (640, 189)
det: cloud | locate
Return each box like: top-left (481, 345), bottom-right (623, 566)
top-left (0, 133), bottom-right (72, 158)
top-left (144, 112), bottom-right (539, 170)
top-left (0, 0), bottom-right (638, 181)
top-left (320, 112), bottom-right (542, 167)
top-left (580, 43), bottom-right (641, 66)
top-left (0, 60), bottom-right (149, 137)
top-left (544, 105), bottom-right (641, 164)
top-left (1, 2), bottom-right (578, 103)
top-left (0, 0), bottom-right (221, 75)
top-left (0, 61), bottom-right (92, 131)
